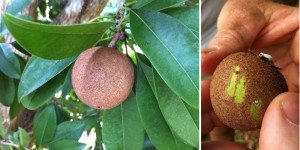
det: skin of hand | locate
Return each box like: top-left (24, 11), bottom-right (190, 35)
top-left (201, 0), bottom-right (299, 149)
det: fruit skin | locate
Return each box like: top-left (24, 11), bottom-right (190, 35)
top-left (210, 52), bottom-right (288, 131)
top-left (72, 46), bottom-right (134, 110)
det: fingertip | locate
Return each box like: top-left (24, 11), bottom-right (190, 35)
top-left (201, 80), bottom-right (226, 135)
top-left (201, 50), bottom-right (223, 75)
top-left (201, 46), bottom-right (248, 75)
top-left (201, 111), bottom-right (225, 136)
top-left (201, 80), bottom-right (212, 113)
top-left (260, 92), bottom-right (299, 150)
top-left (281, 93), bottom-right (299, 125)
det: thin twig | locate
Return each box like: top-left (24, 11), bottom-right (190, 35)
top-left (88, 15), bottom-right (115, 23)
top-left (8, 44), bottom-right (30, 61)
top-left (108, 0), bottom-right (126, 48)
top-left (13, 49), bottom-right (30, 61)
top-left (125, 0), bottom-right (137, 7)
top-left (0, 140), bottom-right (30, 150)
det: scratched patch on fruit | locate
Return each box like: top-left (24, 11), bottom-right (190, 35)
top-left (226, 66), bottom-right (246, 103)
top-left (250, 99), bottom-right (262, 122)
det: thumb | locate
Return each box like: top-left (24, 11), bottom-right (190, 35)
top-left (260, 92), bottom-right (299, 150)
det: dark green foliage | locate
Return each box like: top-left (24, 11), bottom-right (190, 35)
top-left (0, 1), bottom-right (199, 149)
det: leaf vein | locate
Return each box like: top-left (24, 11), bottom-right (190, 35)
top-left (131, 10), bottom-right (198, 91)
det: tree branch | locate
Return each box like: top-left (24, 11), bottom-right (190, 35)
top-left (53, 0), bottom-right (108, 25)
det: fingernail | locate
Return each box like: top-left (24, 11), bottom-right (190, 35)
top-left (281, 96), bottom-right (299, 125)
top-left (201, 47), bottom-right (218, 54)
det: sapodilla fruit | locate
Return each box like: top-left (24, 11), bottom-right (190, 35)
top-left (72, 46), bottom-right (134, 110)
top-left (210, 52), bottom-right (288, 131)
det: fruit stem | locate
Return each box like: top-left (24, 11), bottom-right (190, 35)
top-left (88, 15), bottom-right (115, 23)
top-left (108, 0), bottom-right (127, 48)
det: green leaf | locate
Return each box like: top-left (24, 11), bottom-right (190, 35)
top-left (136, 62), bottom-right (191, 150)
top-left (0, 72), bottom-right (15, 106)
top-left (11, 41), bottom-right (31, 56)
top-left (18, 127), bottom-right (30, 148)
top-left (21, 69), bottom-right (67, 110)
top-left (18, 56), bottom-right (76, 101)
top-left (0, 145), bottom-right (13, 150)
top-left (54, 105), bottom-right (71, 124)
top-left (154, 71), bottom-right (199, 147)
top-left (133, 0), bottom-right (185, 11)
top-left (61, 66), bottom-right (73, 97)
top-left (163, 7), bottom-right (199, 36)
top-left (9, 98), bottom-right (23, 119)
top-left (102, 92), bottom-right (144, 150)
top-left (131, 9), bottom-right (199, 108)
top-left (133, 0), bottom-right (154, 9)
top-left (139, 60), bottom-right (156, 94)
top-left (0, 0), bottom-right (32, 34)
top-left (3, 13), bottom-right (113, 59)
top-left (48, 140), bottom-right (86, 150)
top-left (0, 43), bottom-right (21, 79)
top-left (0, 114), bottom-right (5, 138)
top-left (46, 116), bottom-right (99, 146)
top-left (33, 104), bottom-right (57, 147)
top-left (185, 102), bottom-right (199, 128)
top-left (0, 35), bottom-right (5, 43)
top-left (95, 124), bottom-right (103, 149)
top-left (7, 131), bottom-right (19, 146)
top-left (139, 60), bottom-right (198, 147)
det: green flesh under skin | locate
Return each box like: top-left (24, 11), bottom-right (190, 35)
top-left (226, 66), bottom-right (246, 103)
top-left (250, 99), bottom-right (262, 122)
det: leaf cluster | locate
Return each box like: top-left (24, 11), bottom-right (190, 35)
top-left (0, 0), bottom-right (199, 149)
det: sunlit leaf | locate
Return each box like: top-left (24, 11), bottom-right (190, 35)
top-left (131, 9), bottom-right (199, 108)
top-left (134, 0), bottom-right (185, 11)
top-left (61, 66), bottom-right (73, 97)
top-left (3, 13), bottom-right (113, 59)
top-left (18, 127), bottom-right (30, 148)
top-left (163, 7), bottom-right (199, 36)
top-left (18, 56), bottom-right (76, 101)
top-left (33, 104), bottom-right (57, 147)
top-left (154, 71), bottom-right (199, 147)
top-left (0, 114), bottom-right (4, 138)
top-left (9, 98), bottom-right (23, 119)
top-left (21, 70), bottom-right (67, 110)
top-left (48, 140), bottom-right (86, 150)
top-left (46, 116), bottom-right (99, 147)
top-left (136, 62), bottom-right (192, 150)
top-left (102, 92), bottom-right (144, 150)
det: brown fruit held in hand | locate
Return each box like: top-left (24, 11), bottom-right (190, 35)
top-left (72, 46), bottom-right (134, 110)
top-left (210, 52), bottom-right (288, 131)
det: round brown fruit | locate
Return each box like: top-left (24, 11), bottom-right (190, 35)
top-left (210, 52), bottom-right (288, 131)
top-left (72, 46), bottom-right (134, 110)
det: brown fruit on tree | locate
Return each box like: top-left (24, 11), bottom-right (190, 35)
top-left (72, 46), bottom-right (134, 110)
top-left (210, 52), bottom-right (288, 131)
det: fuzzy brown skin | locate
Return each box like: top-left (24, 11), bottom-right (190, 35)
top-left (210, 52), bottom-right (288, 131)
top-left (72, 47), bottom-right (134, 110)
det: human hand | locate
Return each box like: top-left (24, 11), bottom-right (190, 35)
top-left (201, 0), bottom-right (299, 149)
